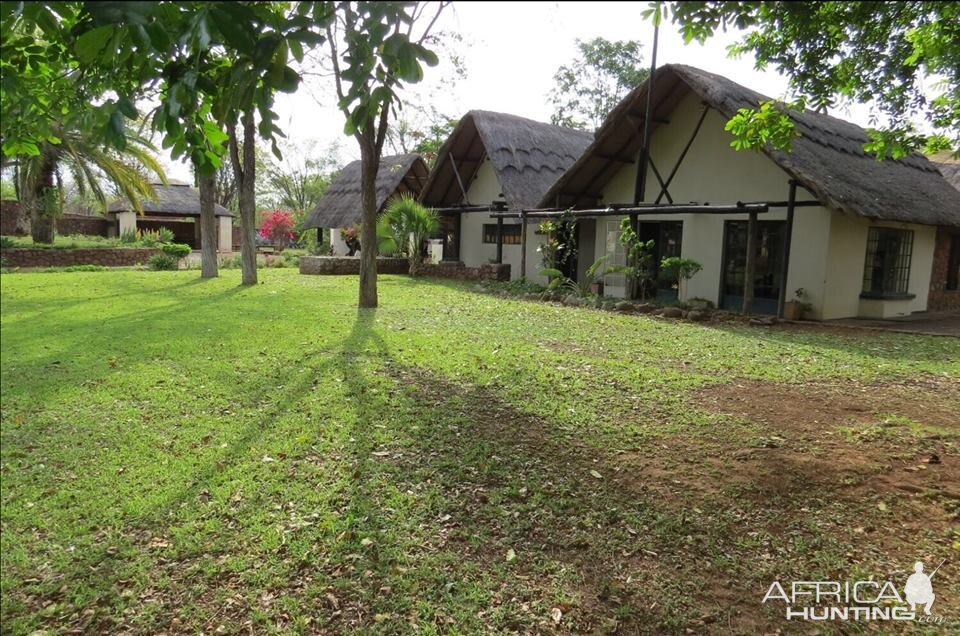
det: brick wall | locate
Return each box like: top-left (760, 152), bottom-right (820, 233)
top-left (1, 200), bottom-right (23, 235)
top-left (0, 248), bottom-right (160, 268)
top-left (57, 214), bottom-right (111, 236)
top-left (928, 225), bottom-right (960, 311)
top-left (1, 200), bottom-right (112, 237)
top-left (299, 256), bottom-right (409, 275)
top-left (299, 256), bottom-right (510, 281)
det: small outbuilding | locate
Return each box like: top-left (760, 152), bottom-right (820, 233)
top-left (107, 182), bottom-right (233, 250)
top-left (418, 110), bottom-right (593, 282)
top-left (302, 153), bottom-right (428, 256)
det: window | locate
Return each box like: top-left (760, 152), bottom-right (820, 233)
top-left (482, 223), bottom-right (522, 245)
top-left (861, 227), bottom-right (913, 297)
top-left (947, 233), bottom-right (960, 291)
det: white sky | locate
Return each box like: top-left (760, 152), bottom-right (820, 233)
top-left (163, 1), bottom-right (882, 182)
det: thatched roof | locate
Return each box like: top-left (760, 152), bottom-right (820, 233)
top-left (302, 154), bottom-right (427, 229)
top-left (541, 64), bottom-right (960, 227)
top-left (934, 162), bottom-right (960, 192)
top-left (108, 183), bottom-right (232, 216)
top-left (419, 110), bottom-right (593, 210)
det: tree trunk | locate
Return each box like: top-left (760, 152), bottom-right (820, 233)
top-left (358, 132), bottom-right (379, 308)
top-left (30, 152), bottom-right (58, 244)
top-left (229, 110), bottom-right (258, 285)
top-left (198, 168), bottom-right (218, 278)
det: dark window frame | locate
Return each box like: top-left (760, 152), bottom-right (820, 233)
top-left (482, 223), bottom-right (522, 245)
top-left (861, 227), bottom-right (915, 299)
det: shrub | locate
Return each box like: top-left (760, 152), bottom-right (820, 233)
top-left (161, 243), bottom-right (191, 259)
top-left (259, 210), bottom-right (297, 252)
top-left (119, 229), bottom-right (138, 244)
top-left (147, 253), bottom-right (179, 270)
top-left (0, 236), bottom-right (14, 248)
top-left (136, 229), bottom-right (164, 247)
top-left (377, 195), bottom-right (440, 275)
top-left (156, 227), bottom-right (175, 243)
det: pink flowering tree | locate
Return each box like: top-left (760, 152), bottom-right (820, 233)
top-left (259, 210), bottom-right (296, 253)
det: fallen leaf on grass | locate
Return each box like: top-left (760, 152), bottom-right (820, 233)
top-left (506, 548), bottom-right (516, 562)
top-left (551, 607), bottom-right (563, 624)
top-left (590, 469), bottom-right (603, 479)
top-left (877, 502), bottom-right (888, 512)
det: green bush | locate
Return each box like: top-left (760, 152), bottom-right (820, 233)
top-left (0, 236), bottom-right (15, 248)
top-left (161, 243), bottom-right (191, 259)
top-left (119, 229), bottom-right (138, 244)
top-left (147, 253), bottom-right (178, 271)
top-left (156, 227), bottom-right (175, 243)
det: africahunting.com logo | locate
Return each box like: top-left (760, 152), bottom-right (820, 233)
top-left (762, 560), bottom-right (946, 624)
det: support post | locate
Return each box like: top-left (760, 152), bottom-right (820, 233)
top-left (496, 216), bottom-right (503, 264)
top-left (317, 227), bottom-right (322, 247)
top-left (448, 153), bottom-right (469, 202)
top-left (633, 21), bottom-right (659, 205)
top-left (656, 104), bottom-right (709, 204)
top-left (776, 180), bottom-right (798, 318)
top-left (520, 210), bottom-right (527, 280)
top-left (742, 210), bottom-right (758, 314)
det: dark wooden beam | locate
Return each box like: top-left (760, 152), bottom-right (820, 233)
top-left (496, 216), bottom-right (504, 263)
top-left (648, 157), bottom-right (673, 204)
top-left (519, 210), bottom-right (527, 280)
top-left (633, 22), bottom-right (659, 205)
top-left (776, 180), bottom-right (798, 319)
top-left (448, 153), bottom-right (469, 202)
top-left (742, 210), bottom-right (758, 315)
top-left (490, 203), bottom-right (770, 219)
top-left (656, 104), bottom-right (709, 204)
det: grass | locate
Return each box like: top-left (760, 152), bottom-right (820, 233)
top-left (1, 269), bottom-right (958, 634)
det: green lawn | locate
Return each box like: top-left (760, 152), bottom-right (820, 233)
top-left (2, 269), bottom-right (958, 634)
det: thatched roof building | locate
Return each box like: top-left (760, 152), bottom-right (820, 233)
top-left (302, 154), bottom-right (428, 230)
top-left (108, 183), bottom-right (232, 216)
top-left (419, 110), bottom-right (594, 210)
top-left (540, 64), bottom-right (960, 227)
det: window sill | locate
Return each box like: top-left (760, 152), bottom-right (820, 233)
top-left (859, 292), bottom-right (916, 301)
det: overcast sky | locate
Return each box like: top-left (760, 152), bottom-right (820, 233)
top-left (164, 1), bottom-right (880, 182)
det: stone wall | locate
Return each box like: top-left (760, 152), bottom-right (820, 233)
top-left (299, 256), bottom-right (510, 281)
top-left (0, 248), bottom-right (161, 268)
top-left (1, 200), bottom-right (112, 237)
top-left (417, 261), bottom-right (511, 281)
top-left (299, 256), bottom-right (408, 275)
top-left (57, 214), bottom-right (111, 237)
top-left (928, 225), bottom-right (960, 311)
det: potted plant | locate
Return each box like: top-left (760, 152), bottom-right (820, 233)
top-left (782, 287), bottom-right (811, 320)
top-left (660, 256), bottom-right (703, 300)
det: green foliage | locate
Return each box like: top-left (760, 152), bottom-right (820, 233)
top-left (156, 227), bottom-right (176, 244)
top-left (256, 140), bottom-right (341, 213)
top-left (538, 211), bottom-right (578, 272)
top-left (658, 1), bottom-right (959, 158)
top-left (119, 229), bottom-right (138, 244)
top-left (659, 256), bottom-right (703, 295)
top-left (146, 253), bottom-right (178, 271)
top-left (0, 237), bottom-right (14, 248)
top-left (549, 37), bottom-right (649, 131)
top-left (615, 218), bottom-right (656, 299)
top-left (160, 243), bottom-right (191, 259)
top-left (377, 195), bottom-right (440, 274)
top-left (724, 100), bottom-right (803, 152)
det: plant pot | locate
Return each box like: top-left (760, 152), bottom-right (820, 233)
top-left (782, 300), bottom-right (803, 320)
top-left (590, 281), bottom-right (603, 296)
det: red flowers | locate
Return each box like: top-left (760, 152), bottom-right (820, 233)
top-left (259, 210), bottom-right (296, 252)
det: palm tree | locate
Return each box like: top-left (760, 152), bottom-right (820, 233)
top-left (17, 128), bottom-right (165, 243)
top-left (377, 195), bottom-right (439, 275)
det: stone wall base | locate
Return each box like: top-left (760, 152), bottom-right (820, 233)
top-left (1, 248), bottom-right (161, 268)
top-left (299, 256), bottom-right (510, 281)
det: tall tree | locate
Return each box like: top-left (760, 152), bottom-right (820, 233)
top-left (61, 2), bottom-right (332, 280)
top-left (385, 106), bottom-right (458, 167)
top-left (549, 37), bottom-right (648, 131)
top-left (198, 168), bottom-right (218, 278)
top-left (325, 1), bottom-right (446, 308)
top-left (656, 1), bottom-right (958, 158)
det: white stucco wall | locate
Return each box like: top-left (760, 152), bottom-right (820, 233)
top-left (458, 158), bottom-right (548, 283)
top-left (587, 91), bottom-right (935, 319)
top-left (329, 227), bottom-right (352, 257)
top-left (218, 216), bottom-right (232, 252)
top-left (117, 211), bottom-right (137, 236)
